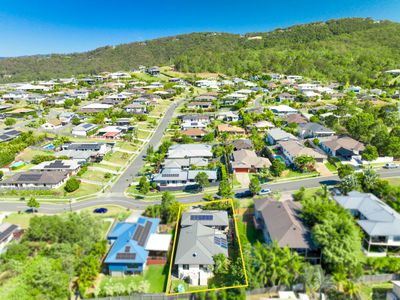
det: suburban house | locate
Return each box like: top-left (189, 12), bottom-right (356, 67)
top-left (30, 160), bottom-right (81, 174)
top-left (124, 103), bottom-right (147, 115)
top-left (59, 142), bottom-right (111, 161)
top-left (319, 136), bottom-right (365, 159)
top-left (298, 123), bottom-right (335, 139)
top-left (146, 66), bottom-right (160, 76)
top-left (216, 124), bottom-right (245, 135)
top-left (41, 119), bottom-right (63, 130)
top-left (187, 102), bottom-right (215, 110)
top-left (278, 140), bottom-right (328, 165)
top-left (284, 114), bottom-right (308, 125)
top-left (181, 121), bottom-right (207, 130)
top-left (95, 126), bottom-right (127, 140)
top-left (231, 139), bottom-right (253, 151)
top-left (180, 128), bottom-right (208, 140)
top-left (166, 144), bottom-right (213, 160)
top-left (0, 171), bottom-right (69, 190)
top-left (0, 223), bottom-right (21, 254)
top-left (276, 92), bottom-right (296, 102)
top-left (252, 120), bottom-right (275, 131)
top-left (254, 199), bottom-right (321, 263)
top-left (0, 130), bottom-right (21, 143)
top-left (59, 112), bottom-right (78, 125)
top-left (152, 169), bottom-right (217, 189)
top-left (231, 149), bottom-right (271, 173)
top-left (26, 94), bottom-right (47, 104)
top-left (217, 111), bottom-right (239, 122)
top-left (174, 210), bottom-right (229, 286)
top-left (79, 103), bottom-right (112, 114)
top-left (266, 128), bottom-right (298, 145)
top-left (105, 216), bottom-right (171, 276)
top-left (162, 158), bottom-right (209, 170)
top-left (46, 96), bottom-right (65, 106)
top-left (334, 191), bottom-right (400, 256)
top-left (269, 105), bottom-right (298, 116)
top-left (180, 115), bottom-right (211, 125)
top-left (72, 123), bottom-right (98, 137)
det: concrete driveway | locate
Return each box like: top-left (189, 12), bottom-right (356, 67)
top-left (235, 172), bottom-right (250, 188)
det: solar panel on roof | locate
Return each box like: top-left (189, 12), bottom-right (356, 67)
top-left (132, 225), bottom-right (144, 241)
top-left (124, 246), bottom-right (131, 253)
top-left (214, 236), bottom-right (228, 249)
top-left (190, 215), bottom-right (213, 221)
top-left (138, 221), bottom-right (152, 246)
top-left (83, 124), bottom-right (93, 128)
top-left (18, 174), bottom-right (42, 182)
top-left (116, 252), bottom-right (136, 260)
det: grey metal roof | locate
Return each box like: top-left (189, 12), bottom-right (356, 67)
top-left (152, 168), bottom-right (188, 182)
top-left (255, 199), bottom-right (315, 249)
top-left (298, 122), bottom-right (335, 133)
top-left (167, 144), bottom-right (213, 159)
top-left (0, 171), bottom-right (68, 185)
top-left (334, 191), bottom-right (400, 236)
top-left (187, 170), bottom-right (217, 180)
top-left (181, 211), bottom-right (229, 227)
top-left (267, 128), bottom-right (298, 141)
top-left (174, 222), bottom-right (228, 265)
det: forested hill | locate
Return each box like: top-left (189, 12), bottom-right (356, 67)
top-left (1, 18), bottom-right (400, 85)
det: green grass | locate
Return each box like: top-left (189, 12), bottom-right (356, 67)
top-left (116, 141), bottom-right (139, 152)
top-left (170, 279), bottom-right (207, 293)
top-left (79, 205), bottom-right (131, 220)
top-left (325, 161), bottom-right (337, 172)
top-left (136, 130), bottom-right (151, 140)
top-left (358, 282), bottom-right (392, 300)
top-left (99, 265), bottom-right (168, 294)
top-left (79, 169), bottom-right (108, 183)
top-left (67, 182), bottom-right (102, 198)
top-left (1, 212), bottom-right (41, 229)
top-left (282, 170), bottom-right (319, 179)
top-left (103, 151), bottom-right (130, 166)
top-left (386, 177), bottom-right (400, 187)
top-left (15, 148), bottom-right (54, 162)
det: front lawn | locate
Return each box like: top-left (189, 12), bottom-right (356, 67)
top-left (99, 265), bottom-right (168, 295)
top-left (358, 282), bottom-right (392, 300)
top-left (325, 161), bottom-right (337, 172)
top-left (1, 212), bottom-right (42, 229)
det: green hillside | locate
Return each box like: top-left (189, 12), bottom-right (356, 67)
top-left (0, 18), bottom-right (399, 85)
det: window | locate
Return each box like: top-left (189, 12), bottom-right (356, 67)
top-left (393, 236), bottom-right (400, 242)
top-left (182, 264), bottom-right (189, 270)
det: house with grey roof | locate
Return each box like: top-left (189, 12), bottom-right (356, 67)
top-left (278, 140), bottom-right (327, 165)
top-left (152, 169), bottom-right (217, 189)
top-left (254, 199), bottom-right (320, 262)
top-left (180, 211), bottom-right (229, 230)
top-left (319, 136), bottom-right (365, 160)
top-left (174, 211), bottom-right (229, 286)
top-left (167, 144), bottom-right (213, 159)
top-left (0, 171), bottom-right (69, 190)
top-left (298, 122), bottom-right (335, 139)
top-left (30, 159), bottom-right (81, 174)
top-left (72, 123), bottom-right (98, 137)
top-left (266, 128), bottom-right (298, 145)
top-left (334, 191), bottom-right (400, 256)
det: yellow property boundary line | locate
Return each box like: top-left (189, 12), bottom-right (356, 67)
top-left (165, 199), bottom-right (249, 296)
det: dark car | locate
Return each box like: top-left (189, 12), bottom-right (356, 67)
top-left (93, 207), bottom-right (108, 214)
top-left (235, 190), bottom-right (253, 198)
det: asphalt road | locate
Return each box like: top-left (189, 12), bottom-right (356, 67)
top-left (109, 99), bottom-right (185, 195)
top-left (1, 168), bottom-right (399, 214)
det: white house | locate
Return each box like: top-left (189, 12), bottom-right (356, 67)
top-left (72, 123), bottom-right (98, 136)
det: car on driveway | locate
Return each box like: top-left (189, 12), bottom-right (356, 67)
top-left (258, 188), bottom-right (272, 195)
top-left (93, 207), bottom-right (108, 214)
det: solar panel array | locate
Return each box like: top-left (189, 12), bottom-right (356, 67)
top-left (190, 215), bottom-right (213, 221)
top-left (18, 173), bottom-right (43, 182)
top-left (132, 221), bottom-right (152, 246)
top-left (83, 123), bottom-right (93, 129)
top-left (214, 236), bottom-right (228, 249)
top-left (45, 161), bottom-right (69, 169)
top-left (116, 252), bottom-right (136, 260)
top-left (161, 173), bottom-right (180, 178)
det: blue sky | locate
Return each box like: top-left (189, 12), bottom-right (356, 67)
top-left (0, 0), bottom-right (399, 57)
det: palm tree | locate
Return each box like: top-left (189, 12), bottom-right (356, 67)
top-left (343, 280), bottom-right (360, 299)
top-left (302, 265), bottom-right (334, 300)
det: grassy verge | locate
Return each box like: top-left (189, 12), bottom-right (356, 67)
top-left (357, 282), bottom-right (392, 300)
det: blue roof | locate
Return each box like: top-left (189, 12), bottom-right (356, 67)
top-left (105, 217), bottom-right (160, 265)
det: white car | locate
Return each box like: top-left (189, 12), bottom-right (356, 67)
top-left (258, 188), bottom-right (272, 195)
top-left (384, 163), bottom-right (399, 169)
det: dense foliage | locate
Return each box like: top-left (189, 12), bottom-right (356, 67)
top-left (0, 213), bottom-right (107, 299)
top-left (1, 18), bottom-right (400, 86)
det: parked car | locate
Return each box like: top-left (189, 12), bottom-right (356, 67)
top-left (258, 188), bottom-right (272, 195)
top-left (93, 207), bottom-right (108, 214)
top-left (235, 190), bottom-right (253, 198)
top-left (384, 163), bottom-right (399, 169)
